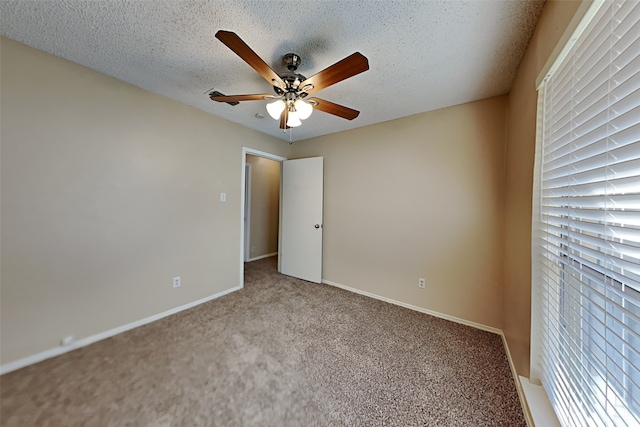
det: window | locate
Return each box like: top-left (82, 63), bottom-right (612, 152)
top-left (532, 1), bottom-right (640, 426)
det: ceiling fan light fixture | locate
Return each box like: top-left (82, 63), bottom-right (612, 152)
top-left (286, 111), bottom-right (302, 127)
top-left (266, 100), bottom-right (286, 120)
top-left (294, 99), bottom-right (313, 120)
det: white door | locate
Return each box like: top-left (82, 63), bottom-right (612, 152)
top-left (280, 157), bottom-right (323, 283)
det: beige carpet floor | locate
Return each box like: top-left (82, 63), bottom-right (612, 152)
top-left (0, 257), bottom-right (526, 426)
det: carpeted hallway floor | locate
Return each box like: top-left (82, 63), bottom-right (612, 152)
top-left (0, 257), bottom-right (526, 426)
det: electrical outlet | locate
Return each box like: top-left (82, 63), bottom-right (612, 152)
top-left (173, 276), bottom-right (181, 288)
top-left (418, 278), bottom-right (425, 289)
top-left (251, 246), bottom-right (256, 253)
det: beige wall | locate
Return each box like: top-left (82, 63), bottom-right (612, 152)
top-left (291, 96), bottom-right (508, 329)
top-left (503, 0), bottom-right (585, 376)
top-left (0, 38), bottom-right (288, 364)
top-left (246, 155), bottom-right (280, 259)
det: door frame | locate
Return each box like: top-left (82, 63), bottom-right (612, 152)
top-left (240, 147), bottom-right (287, 288)
top-left (244, 163), bottom-right (251, 262)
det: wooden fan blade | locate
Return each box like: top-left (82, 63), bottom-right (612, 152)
top-left (299, 52), bottom-right (369, 95)
top-left (215, 31), bottom-right (285, 88)
top-left (308, 97), bottom-right (360, 120)
top-left (280, 109), bottom-right (290, 129)
top-left (209, 94), bottom-right (275, 102)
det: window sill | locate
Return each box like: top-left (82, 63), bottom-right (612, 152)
top-left (519, 376), bottom-right (561, 427)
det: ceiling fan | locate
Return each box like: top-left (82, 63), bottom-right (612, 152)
top-left (209, 30), bottom-right (369, 129)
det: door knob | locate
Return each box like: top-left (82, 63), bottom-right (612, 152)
top-left (314, 224), bottom-right (321, 229)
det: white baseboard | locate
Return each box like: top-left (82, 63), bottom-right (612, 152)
top-left (246, 252), bottom-right (278, 262)
top-left (0, 285), bottom-right (242, 375)
top-left (321, 279), bottom-right (502, 334)
top-left (501, 335), bottom-right (536, 427)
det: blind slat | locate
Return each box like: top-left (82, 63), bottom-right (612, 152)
top-left (542, 174), bottom-right (640, 198)
top-left (543, 193), bottom-right (640, 211)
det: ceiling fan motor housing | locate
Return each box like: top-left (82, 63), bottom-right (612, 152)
top-left (273, 71), bottom-right (309, 97)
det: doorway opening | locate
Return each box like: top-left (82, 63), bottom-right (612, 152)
top-left (240, 148), bottom-right (286, 288)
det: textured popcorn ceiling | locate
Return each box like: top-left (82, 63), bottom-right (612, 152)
top-left (0, 0), bottom-right (545, 141)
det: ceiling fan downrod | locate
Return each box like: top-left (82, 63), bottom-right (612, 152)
top-left (282, 53), bottom-right (301, 71)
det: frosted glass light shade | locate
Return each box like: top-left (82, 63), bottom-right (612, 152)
top-left (294, 99), bottom-right (313, 120)
top-left (286, 111), bottom-right (302, 127)
top-left (266, 100), bottom-right (286, 120)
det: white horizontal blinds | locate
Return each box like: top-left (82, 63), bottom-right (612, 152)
top-left (536, 0), bottom-right (640, 426)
